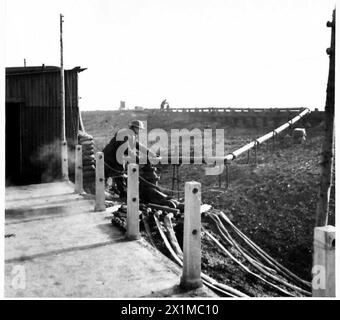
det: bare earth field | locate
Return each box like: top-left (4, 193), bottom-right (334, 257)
top-left (82, 110), bottom-right (334, 297)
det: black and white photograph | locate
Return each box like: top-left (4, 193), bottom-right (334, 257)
top-left (1, 0), bottom-right (338, 305)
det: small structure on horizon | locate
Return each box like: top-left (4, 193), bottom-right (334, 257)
top-left (119, 101), bottom-right (126, 110)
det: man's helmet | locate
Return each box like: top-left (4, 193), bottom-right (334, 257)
top-left (129, 120), bottom-right (145, 130)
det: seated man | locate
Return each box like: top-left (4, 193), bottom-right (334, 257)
top-left (103, 120), bottom-right (157, 198)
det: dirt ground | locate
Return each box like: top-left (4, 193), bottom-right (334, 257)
top-left (160, 135), bottom-right (334, 271)
top-left (83, 111), bottom-right (334, 296)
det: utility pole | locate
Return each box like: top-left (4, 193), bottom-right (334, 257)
top-left (315, 10), bottom-right (335, 227)
top-left (60, 13), bottom-right (69, 181)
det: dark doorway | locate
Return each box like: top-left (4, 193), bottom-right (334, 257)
top-left (6, 102), bottom-right (22, 185)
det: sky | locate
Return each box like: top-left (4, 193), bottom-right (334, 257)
top-left (4, 0), bottom-right (336, 111)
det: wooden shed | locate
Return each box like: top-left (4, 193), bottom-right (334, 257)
top-left (5, 65), bottom-right (86, 185)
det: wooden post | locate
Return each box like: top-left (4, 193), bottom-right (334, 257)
top-left (254, 142), bottom-right (258, 166)
top-left (225, 164), bottom-right (230, 189)
top-left (126, 163), bottom-right (140, 240)
top-left (171, 164), bottom-right (175, 197)
top-left (75, 145), bottom-right (83, 194)
top-left (176, 165), bottom-right (180, 201)
top-left (60, 13), bottom-right (68, 181)
top-left (315, 10), bottom-right (335, 227)
top-left (312, 225), bottom-right (335, 297)
top-left (180, 181), bottom-right (203, 290)
top-left (94, 152), bottom-right (105, 211)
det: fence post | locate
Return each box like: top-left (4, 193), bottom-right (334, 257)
top-left (176, 165), bottom-right (180, 200)
top-left (126, 163), bottom-right (140, 240)
top-left (61, 141), bottom-right (69, 180)
top-left (171, 164), bottom-right (176, 197)
top-left (312, 225), bottom-right (335, 297)
top-left (75, 145), bottom-right (83, 194)
top-left (180, 181), bottom-right (203, 290)
top-left (254, 142), bottom-right (258, 166)
top-left (225, 164), bottom-right (230, 189)
top-left (94, 152), bottom-right (106, 211)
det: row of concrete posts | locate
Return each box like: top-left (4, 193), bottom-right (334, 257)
top-left (73, 147), bottom-right (202, 289)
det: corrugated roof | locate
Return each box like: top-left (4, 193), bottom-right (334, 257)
top-left (6, 66), bottom-right (86, 76)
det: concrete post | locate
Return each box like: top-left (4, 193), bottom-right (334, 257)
top-left (75, 145), bottom-right (83, 194)
top-left (94, 152), bottom-right (105, 212)
top-left (312, 225), bottom-right (335, 297)
top-left (180, 181), bottom-right (203, 290)
top-left (126, 163), bottom-right (140, 240)
top-left (61, 141), bottom-right (69, 180)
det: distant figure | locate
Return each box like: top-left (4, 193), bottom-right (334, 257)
top-left (160, 99), bottom-right (169, 110)
top-left (119, 101), bottom-right (126, 110)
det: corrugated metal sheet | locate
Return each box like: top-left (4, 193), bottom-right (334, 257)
top-left (5, 67), bottom-right (83, 183)
top-left (6, 69), bottom-right (79, 108)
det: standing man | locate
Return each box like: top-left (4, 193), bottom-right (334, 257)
top-left (160, 99), bottom-right (169, 110)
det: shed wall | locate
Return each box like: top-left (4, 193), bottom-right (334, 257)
top-left (5, 69), bottom-right (80, 184)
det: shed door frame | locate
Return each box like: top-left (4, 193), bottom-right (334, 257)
top-left (5, 101), bottom-right (23, 184)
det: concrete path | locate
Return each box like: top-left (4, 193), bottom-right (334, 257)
top-left (5, 181), bottom-right (216, 298)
